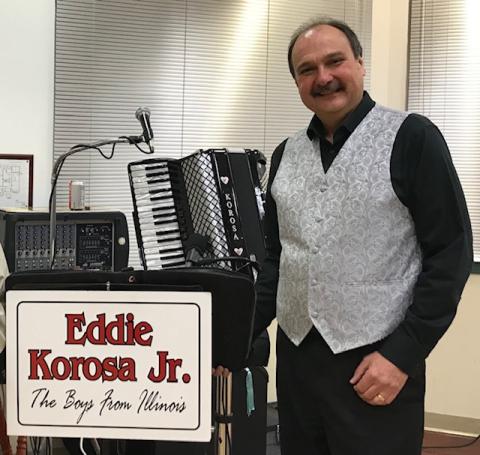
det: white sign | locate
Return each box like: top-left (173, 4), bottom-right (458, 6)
top-left (6, 290), bottom-right (212, 441)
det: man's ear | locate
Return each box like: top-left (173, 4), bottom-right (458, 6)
top-left (358, 57), bottom-right (365, 76)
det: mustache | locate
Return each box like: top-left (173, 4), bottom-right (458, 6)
top-left (311, 80), bottom-right (342, 96)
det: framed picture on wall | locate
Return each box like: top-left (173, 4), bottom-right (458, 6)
top-left (0, 154), bottom-right (34, 208)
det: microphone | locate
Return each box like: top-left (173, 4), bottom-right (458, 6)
top-left (135, 107), bottom-right (154, 153)
top-left (184, 233), bottom-right (209, 267)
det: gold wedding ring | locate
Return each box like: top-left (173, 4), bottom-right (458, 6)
top-left (376, 393), bottom-right (385, 402)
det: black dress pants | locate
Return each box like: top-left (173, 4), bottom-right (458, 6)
top-left (276, 327), bottom-right (425, 455)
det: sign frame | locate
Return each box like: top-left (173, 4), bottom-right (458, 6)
top-left (6, 290), bottom-right (212, 441)
top-left (0, 154), bottom-right (33, 208)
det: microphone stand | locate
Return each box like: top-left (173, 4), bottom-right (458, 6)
top-left (49, 136), bottom-right (142, 269)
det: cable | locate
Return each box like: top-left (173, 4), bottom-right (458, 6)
top-left (48, 154), bottom-right (68, 269)
top-left (90, 438), bottom-right (100, 455)
top-left (79, 437), bottom-right (87, 455)
top-left (195, 256), bottom-right (260, 274)
top-left (115, 438), bottom-right (122, 455)
top-left (423, 432), bottom-right (480, 450)
top-left (29, 437), bottom-right (38, 455)
top-left (118, 136), bottom-right (154, 155)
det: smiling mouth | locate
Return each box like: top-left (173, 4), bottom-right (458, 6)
top-left (315, 88), bottom-right (342, 97)
top-left (313, 87), bottom-right (342, 98)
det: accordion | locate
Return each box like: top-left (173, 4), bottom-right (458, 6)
top-left (128, 148), bottom-right (266, 275)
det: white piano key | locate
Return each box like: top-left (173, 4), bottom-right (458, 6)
top-left (155, 232), bottom-right (182, 241)
top-left (130, 164), bottom-right (168, 175)
top-left (136, 197), bottom-right (175, 209)
top-left (142, 240), bottom-right (183, 250)
top-left (157, 240), bottom-right (185, 251)
top-left (151, 213), bottom-right (178, 222)
top-left (144, 258), bottom-right (165, 268)
top-left (134, 185), bottom-right (172, 197)
top-left (159, 257), bottom-right (186, 267)
top-left (144, 249), bottom-right (185, 260)
top-left (132, 180), bottom-right (172, 191)
top-left (137, 204), bottom-right (176, 215)
top-left (135, 176), bottom-right (170, 186)
top-left (141, 238), bottom-right (183, 250)
top-left (138, 220), bottom-right (181, 232)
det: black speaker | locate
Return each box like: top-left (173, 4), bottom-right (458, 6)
top-left (0, 209), bottom-right (129, 272)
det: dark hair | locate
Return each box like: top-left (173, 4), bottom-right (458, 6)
top-left (287, 17), bottom-right (363, 78)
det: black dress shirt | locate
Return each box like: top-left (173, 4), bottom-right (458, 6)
top-left (254, 92), bottom-right (473, 375)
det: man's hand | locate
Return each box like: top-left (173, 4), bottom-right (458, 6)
top-left (349, 351), bottom-right (408, 406)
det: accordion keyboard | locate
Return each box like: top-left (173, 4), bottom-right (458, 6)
top-left (128, 160), bottom-right (190, 268)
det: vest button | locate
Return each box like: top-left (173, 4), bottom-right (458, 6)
top-left (319, 185), bottom-right (328, 192)
top-left (312, 247), bottom-right (319, 254)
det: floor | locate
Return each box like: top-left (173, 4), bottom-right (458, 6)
top-left (422, 431), bottom-right (480, 455)
top-left (265, 404), bottom-right (479, 455)
top-left (266, 431), bottom-right (480, 455)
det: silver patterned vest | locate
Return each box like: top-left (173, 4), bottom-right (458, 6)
top-left (271, 104), bottom-right (422, 353)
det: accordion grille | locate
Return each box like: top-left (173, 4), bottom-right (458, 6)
top-left (181, 152), bottom-right (231, 270)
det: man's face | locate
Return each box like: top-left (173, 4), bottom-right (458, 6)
top-left (291, 24), bottom-right (365, 125)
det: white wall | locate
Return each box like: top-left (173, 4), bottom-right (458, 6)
top-left (425, 274), bottom-right (480, 421)
top-left (0, 0), bottom-right (55, 208)
top-left (370, 0), bottom-right (410, 109)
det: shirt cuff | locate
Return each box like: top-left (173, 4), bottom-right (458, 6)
top-left (378, 326), bottom-right (426, 377)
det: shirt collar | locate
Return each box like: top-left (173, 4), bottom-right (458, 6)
top-left (307, 91), bottom-right (376, 141)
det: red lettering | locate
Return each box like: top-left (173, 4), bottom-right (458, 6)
top-left (87, 313), bottom-right (107, 345)
top-left (69, 356), bottom-right (83, 380)
top-left (125, 313), bottom-right (135, 344)
top-left (65, 313), bottom-right (86, 345)
top-left (83, 357), bottom-right (102, 381)
top-left (51, 356), bottom-right (71, 380)
top-left (147, 351), bottom-right (182, 383)
top-left (65, 313), bottom-right (153, 346)
top-left (118, 358), bottom-right (137, 382)
top-left (167, 357), bottom-right (182, 383)
top-left (104, 314), bottom-right (122, 345)
top-left (28, 350), bottom-right (137, 382)
top-left (135, 321), bottom-right (153, 346)
top-left (102, 357), bottom-right (118, 381)
top-left (29, 349), bottom-right (53, 380)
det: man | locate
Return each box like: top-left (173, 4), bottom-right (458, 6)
top-left (253, 17), bottom-right (472, 455)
